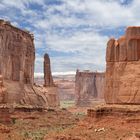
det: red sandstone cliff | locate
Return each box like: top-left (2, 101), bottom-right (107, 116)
top-left (105, 26), bottom-right (140, 104)
top-left (0, 20), bottom-right (59, 108)
top-left (75, 70), bottom-right (105, 106)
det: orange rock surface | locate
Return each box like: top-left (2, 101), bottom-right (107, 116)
top-left (0, 20), bottom-right (59, 108)
top-left (105, 27), bottom-right (140, 104)
top-left (44, 53), bottom-right (54, 87)
top-left (75, 70), bottom-right (105, 106)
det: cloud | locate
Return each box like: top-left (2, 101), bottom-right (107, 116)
top-left (46, 30), bottom-right (108, 53)
top-left (1, 0), bottom-right (140, 73)
top-left (1, 0), bottom-right (45, 9)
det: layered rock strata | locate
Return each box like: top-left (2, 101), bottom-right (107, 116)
top-left (75, 70), bottom-right (105, 106)
top-left (105, 26), bottom-right (140, 104)
top-left (0, 20), bottom-right (59, 108)
top-left (87, 104), bottom-right (140, 118)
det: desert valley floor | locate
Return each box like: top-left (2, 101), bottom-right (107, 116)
top-left (0, 105), bottom-right (140, 140)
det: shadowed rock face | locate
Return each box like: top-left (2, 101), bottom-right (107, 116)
top-left (44, 53), bottom-right (54, 87)
top-left (0, 20), bottom-right (59, 108)
top-left (75, 70), bottom-right (105, 106)
top-left (105, 26), bottom-right (140, 104)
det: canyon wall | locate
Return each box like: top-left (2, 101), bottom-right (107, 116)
top-left (0, 20), bottom-right (34, 85)
top-left (0, 20), bottom-right (59, 108)
top-left (105, 26), bottom-right (140, 104)
top-left (75, 70), bottom-right (105, 106)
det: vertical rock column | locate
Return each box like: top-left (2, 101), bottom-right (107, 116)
top-left (44, 53), bottom-right (54, 87)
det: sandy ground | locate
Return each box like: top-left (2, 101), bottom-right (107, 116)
top-left (44, 108), bottom-right (140, 140)
top-left (0, 107), bottom-right (139, 140)
top-left (0, 108), bottom-right (83, 140)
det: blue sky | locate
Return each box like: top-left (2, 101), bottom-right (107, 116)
top-left (0, 0), bottom-right (139, 75)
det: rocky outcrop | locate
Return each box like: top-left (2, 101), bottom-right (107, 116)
top-left (0, 20), bottom-right (59, 108)
top-left (87, 104), bottom-right (140, 118)
top-left (105, 26), bottom-right (140, 104)
top-left (75, 70), bottom-right (105, 106)
top-left (44, 53), bottom-right (54, 87)
top-left (0, 20), bottom-right (34, 84)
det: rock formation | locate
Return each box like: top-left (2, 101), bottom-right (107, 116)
top-left (44, 53), bottom-right (54, 87)
top-left (75, 70), bottom-right (105, 106)
top-left (0, 19), bottom-right (59, 108)
top-left (105, 26), bottom-right (140, 104)
top-left (55, 76), bottom-right (75, 101)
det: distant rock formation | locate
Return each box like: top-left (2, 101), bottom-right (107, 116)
top-left (55, 76), bottom-right (75, 101)
top-left (44, 53), bottom-right (54, 87)
top-left (0, 19), bottom-right (59, 108)
top-left (75, 70), bottom-right (105, 106)
top-left (105, 26), bottom-right (140, 104)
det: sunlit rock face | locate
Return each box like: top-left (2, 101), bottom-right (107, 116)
top-left (75, 70), bottom-right (105, 106)
top-left (0, 20), bottom-right (59, 108)
top-left (0, 20), bottom-right (35, 85)
top-left (105, 27), bottom-right (140, 104)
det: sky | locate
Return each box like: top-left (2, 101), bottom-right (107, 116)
top-left (0, 0), bottom-right (140, 75)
